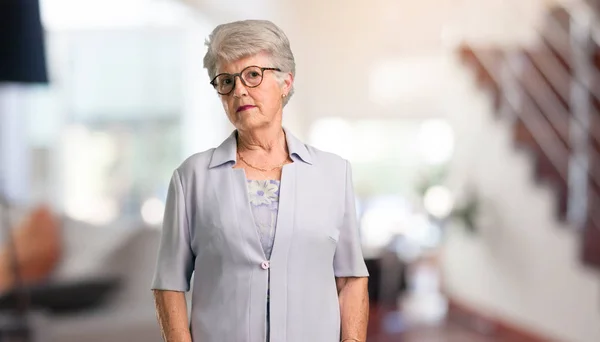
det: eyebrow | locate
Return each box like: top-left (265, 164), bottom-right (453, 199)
top-left (216, 68), bottom-right (247, 75)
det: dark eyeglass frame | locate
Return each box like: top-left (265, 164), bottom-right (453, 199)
top-left (210, 66), bottom-right (281, 95)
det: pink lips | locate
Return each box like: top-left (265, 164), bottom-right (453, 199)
top-left (237, 105), bottom-right (255, 112)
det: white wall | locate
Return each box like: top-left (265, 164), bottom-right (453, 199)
top-left (441, 54), bottom-right (600, 342)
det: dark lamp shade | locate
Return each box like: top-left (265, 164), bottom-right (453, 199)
top-left (0, 0), bottom-right (48, 84)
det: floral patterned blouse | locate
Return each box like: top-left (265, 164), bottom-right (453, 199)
top-left (246, 179), bottom-right (280, 259)
top-left (246, 179), bottom-right (280, 339)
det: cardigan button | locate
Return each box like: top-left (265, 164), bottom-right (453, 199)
top-left (261, 261), bottom-right (270, 270)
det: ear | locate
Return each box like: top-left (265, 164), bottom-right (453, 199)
top-left (282, 72), bottom-right (294, 95)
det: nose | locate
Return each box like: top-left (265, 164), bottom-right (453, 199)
top-left (232, 75), bottom-right (248, 98)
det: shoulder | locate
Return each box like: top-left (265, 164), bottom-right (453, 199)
top-left (304, 143), bottom-right (350, 173)
top-left (174, 148), bottom-right (216, 179)
top-left (284, 127), bottom-right (349, 172)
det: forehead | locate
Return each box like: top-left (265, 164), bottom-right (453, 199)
top-left (217, 52), bottom-right (272, 74)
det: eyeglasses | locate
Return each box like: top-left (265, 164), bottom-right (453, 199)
top-left (210, 65), bottom-right (281, 95)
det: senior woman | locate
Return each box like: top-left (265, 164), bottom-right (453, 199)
top-left (151, 19), bottom-right (369, 342)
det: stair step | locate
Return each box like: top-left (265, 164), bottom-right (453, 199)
top-left (457, 7), bottom-right (600, 268)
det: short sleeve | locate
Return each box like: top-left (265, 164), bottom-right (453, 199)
top-left (151, 169), bottom-right (195, 291)
top-left (333, 160), bottom-right (369, 278)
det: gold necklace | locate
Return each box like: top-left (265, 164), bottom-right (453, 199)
top-left (237, 151), bottom-right (288, 172)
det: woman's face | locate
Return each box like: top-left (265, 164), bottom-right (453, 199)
top-left (215, 52), bottom-right (292, 132)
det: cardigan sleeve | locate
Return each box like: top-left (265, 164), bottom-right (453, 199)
top-left (151, 169), bottom-right (195, 291)
top-left (333, 160), bottom-right (369, 278)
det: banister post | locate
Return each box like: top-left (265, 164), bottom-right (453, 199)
top-left (567, 7), bottom-right (594, 229)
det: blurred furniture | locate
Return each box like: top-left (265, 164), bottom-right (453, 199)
top-left (1, 3), bottom-right (51, 339)
top-left (378, 241), bottom-right (409, 309)
top-left (0, 204), bottom-right (62, 342)
top-left (0, 206), bottom-right (62, 294)
top-left (44, 219), bottom-right (165, 342)
top-left (0, 0), bottom-right (48, 83)
top-left (0, 1), bottom-right (166, 340)
top-left (0, 311), bottom-right (50, 342)
top-left (0, 277), bottom-right (119, 315)
top-left (2, 207), bottom-right (165, 342)
top-left (365, 258), bottom-right (408, 307)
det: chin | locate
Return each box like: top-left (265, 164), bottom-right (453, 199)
top-left (235, 117), bottom-right (257, 128)
top-left (237, 119), bottom-right (270, 131)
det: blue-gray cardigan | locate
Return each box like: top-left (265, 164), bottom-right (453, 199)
top-left (152, 127), bottom-right (369, 342)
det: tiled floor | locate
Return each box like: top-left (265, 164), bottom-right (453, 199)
top-left (366, 263), bottom-right (495, 342)
top-left (368, 308), bottom-right (493, 342)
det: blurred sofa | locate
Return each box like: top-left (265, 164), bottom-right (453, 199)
top-left (5, 208), bottom-right (172, 342)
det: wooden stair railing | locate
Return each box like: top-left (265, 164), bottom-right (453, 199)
top-left (457, 3), bottom-right (600, 269)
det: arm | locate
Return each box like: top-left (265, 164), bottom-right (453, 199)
top-left (153, 290), bottom-right (192, 342)
top-left (336, 277), bottom-right (369, 342)
top-left (151, 170), bottom-right (195, 341)
top-left (333, 160), bottom-right (370, 341)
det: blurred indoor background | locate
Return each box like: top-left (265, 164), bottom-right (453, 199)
top-left (0, 0), bottom-right (599, 341)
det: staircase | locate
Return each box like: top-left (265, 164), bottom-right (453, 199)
top-left (456, 1), bottom-right (600, 269)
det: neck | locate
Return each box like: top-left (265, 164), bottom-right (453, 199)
top-left (237, 125), bottom-right (286, 154)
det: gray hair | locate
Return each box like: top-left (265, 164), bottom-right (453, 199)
top-left (203, 20), bottom-right (296, 106)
